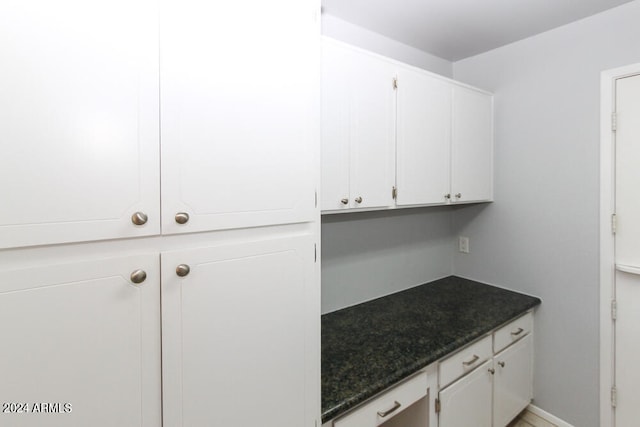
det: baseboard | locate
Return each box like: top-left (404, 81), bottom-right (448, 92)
top-left (526, 404), bottom-right (575, 427)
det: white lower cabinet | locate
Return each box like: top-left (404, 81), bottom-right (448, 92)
top-left (438, 313), bottom-right (534, 427)
top-left (438, 336), bottom-right (532, 427)
top-left (334, 371), bottom-right (430, 427)
top-left (0, 232), bottom-right (319, 427)
top-left (438, 360), bottom-right (493, 427)
top-left (493, 335), bottom-right (533, 427)
top-left (161, 234), bottom-right (318, 427)
top-left (0, 255), bottom-right (161, 427)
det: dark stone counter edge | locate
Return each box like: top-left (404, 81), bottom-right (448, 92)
top-left (321, 300), bottom-right (541, 423)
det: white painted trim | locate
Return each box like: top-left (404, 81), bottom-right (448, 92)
top-left (526, 404), bottom-right (574, 427)
top-left (599, 62), bottom-right (640, 427)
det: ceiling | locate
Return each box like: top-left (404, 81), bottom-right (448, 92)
top-left (321, 0), bottom-right (634, 61)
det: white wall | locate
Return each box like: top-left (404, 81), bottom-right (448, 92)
top-left (322, 207), bottom-right (453, 313)
top-left (321, 13), bottom-right (452, 78)
top-left (452, 2), bottom-right (640, 425)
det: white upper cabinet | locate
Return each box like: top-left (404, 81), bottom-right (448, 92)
top-left (0, 254), bottom-right (161, 427)
top-left (349, 49), bottom-right (397, 210)
top-left (160, 0), bottom-right (319, 234)
top-left (396, 65), bottom-right (452, 206)
top-left (321, 39), bottom-right (396, 212)
top-left (451, 85), bottom-right (494, 203)
top-left (321, 39), bottom-right (351, 211)
top-left (0, 0), bottom-right (160, 248)
top-left (321, 39), bottom-right (493, 214)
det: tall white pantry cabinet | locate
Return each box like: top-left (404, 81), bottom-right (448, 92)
top-left (0, 1), bottom-right (321, 427)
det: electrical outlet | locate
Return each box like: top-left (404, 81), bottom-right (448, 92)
top-left (458, 236), bottom-right (470, 253)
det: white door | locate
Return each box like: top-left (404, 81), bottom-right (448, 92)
top-left (493, 335), bottom-right (533, 427)
top-left (349, 50), bottom-right (397, 210)
top-left (0, 254), bottom-right (161, 427)
top-left (161, 235), bottom-right (318, 427)
top-left (451, 86), bottom-right (493, 203)
top-left (160, 0), bottom-right (319, 234)
top-left (0, 0), bottom-right (160, 248)
top-left (438, 360), bottom-right (493, 427)
top-left (613, 73), bottom-right (640, 427)
top-left (396, 66), bottom-right (451, 206)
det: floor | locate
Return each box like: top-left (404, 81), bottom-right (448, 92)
top-left (507, 409), bottom-right (558, 427)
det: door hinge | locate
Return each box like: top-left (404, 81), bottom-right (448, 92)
top-left (314, 244), bottom-right (317, 263)
top-left (612, 300), bottom-right (617, 321)
top-left (315, 190), bottom-right (318, 208)
top-left (612, 386), bottom-right (618, 408)
top-left (612, 112), bottom-right (617, 132)
top-left (435, 397), bottom-right (441, 413)
top-left (393, 77), bottom-right (398, 90)
top-left (392, 186), bottom-right (397, 200)
top-left (612, 213), bottom-right (617, 235)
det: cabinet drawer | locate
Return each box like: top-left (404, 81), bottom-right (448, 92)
top-left (333, 371), bottom-right (428, 427)
top-left (494, 312), bottom-right (532, 353)
top-left (439, 335), bottom-right (492, 389)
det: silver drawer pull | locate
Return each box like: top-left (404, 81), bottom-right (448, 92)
top-left (377, 401), bottom-right (401, 418)
top-left (462, 354), bottom-right (479, 366)
top-left (511, 327), bottom-right (524, 336)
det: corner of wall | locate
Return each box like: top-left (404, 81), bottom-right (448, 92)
top-left (321, 13), bottom-right (453, 78)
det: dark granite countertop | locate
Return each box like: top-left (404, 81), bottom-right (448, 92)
top-left (321, 275), bottom-right (541, 423)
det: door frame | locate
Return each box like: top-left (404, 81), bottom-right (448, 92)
top-left (600, 62), bottom-right (640, 427)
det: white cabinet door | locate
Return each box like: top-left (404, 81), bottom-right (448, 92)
top-left (321, 39), bottom-right (352, 211)
top-left (320, 40), bottom-right (396, 211)
top-left (0, 254), bottom-right (161, 427)
top-left (396, 66), bottom-right (451, 206)
top-left (349, 50), bottom-right (396, 210)
top-left (451, 86), bottom-right (493, 203)
top-left (160, 0), bottom-right (319, 234)
top-left (0, 0), bottom-right (160, 249)
top-left (493, 335), bottom-right (532, 427)
top-left (161, 235), bottom-right (318, 427)
top-left (439, 360), bottom-right (493, 427)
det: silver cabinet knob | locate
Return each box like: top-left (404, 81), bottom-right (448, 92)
top-left (175, 212), bottom-right (190, 224)
top-left (498, 361), bottom-right (505, 368)
top-left (176, 264), bottom-right (190, 277)
top-left (130, 269), bottom-right (147, 284)
top-left (340, 198), bottom-right (349, 205)
top-left (444, 194), bottom-right (451, 200)
top-left (131, 212), bottom-right (148, 226)
top-left (355, 196), bottom-right (363, 204)
top-left (455, 193), bottom-right (462, 199)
